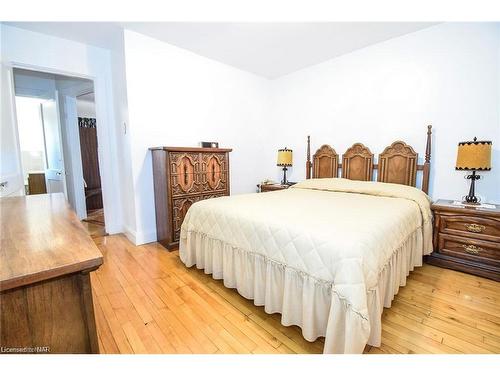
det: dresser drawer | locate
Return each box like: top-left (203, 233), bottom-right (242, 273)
top-left (172, 196), bottom-right (202, 234)
top-left (439, 214), bottom-right (500, 242)
top-left (171, 173), bottom-right (199, 196)
top-left (172, 193), bottom-right (226, 241)
top-left (171, 172), bottom-right (229, 196)
top-left (437, 233), bottom-right (500, 267)
top-left (200, 171), bottom-right (228, 193)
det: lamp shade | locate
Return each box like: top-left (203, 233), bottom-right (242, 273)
top-left (277, 148), bottom-right (293, 166)
top-left (455, 139), bottom-right (492, 171)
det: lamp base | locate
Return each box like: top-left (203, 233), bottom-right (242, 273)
top-left (463, 170), bottom-right (481, 205)
top-left (281, 166), bottom-right (288, 185)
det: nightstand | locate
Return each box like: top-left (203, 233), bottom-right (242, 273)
top-left (425, 199), bottom-right (500, 281)
top-left (258, 183), bottom-right (290, 192)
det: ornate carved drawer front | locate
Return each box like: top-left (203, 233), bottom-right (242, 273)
top-left (200, 171), bottom-right (228, 193)
top-left (169, 152), bottom-right (200, 196)
top-left (440, 214), bottom-right (500, 242)
top-left (201, 153), bottom-right (228, 172)
top-left (200, 153), bottom-right (229, 192)
top-left (438, 233), bottom-right (500, 267)
top-left (172, 196), bottom-right (202, 241)
top-left (170, 152), bottom-right (228, 196)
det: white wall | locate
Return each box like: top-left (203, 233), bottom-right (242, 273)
top-left (77, 99), bottom-right (96, 118)
top-left (123, 30), bottom-right (272, 244)
top-left (268, 23), bottom-right (500, 203)
top-left (110, 32), bottom-right (137, 244)
top-left (123, 23), bottom-right (500, 244)
top-left (0, 24), bottom-right (124, 233)
top-left (3, 23), bottom-right (499, 246)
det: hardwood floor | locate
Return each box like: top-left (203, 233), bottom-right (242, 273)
top-left (82, 209), bottom-right (106, 238)
top-left (89, 233), bottom-right (500, 354)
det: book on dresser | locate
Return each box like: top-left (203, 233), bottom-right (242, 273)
top-left (150, 146), bottom-right (232, 250)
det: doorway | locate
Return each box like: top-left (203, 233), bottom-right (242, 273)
top-left (12, 67), bottom-right (106, 235)
top-left (14, 96), bottom-right (52, 195)
top-left (76, 92), bottom-right (105, 237)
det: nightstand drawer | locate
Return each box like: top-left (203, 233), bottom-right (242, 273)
top-left (438, 233), bottom-right (500, 267)
top-left (440, 215), bottom-right (500, 241)
top-left (259, 184), bottom-right (289, 192)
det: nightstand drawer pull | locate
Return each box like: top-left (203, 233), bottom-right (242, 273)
top-left (464, 223), bottom-right (486, 233)
top-left (462, 244), bottom-right (482, 254)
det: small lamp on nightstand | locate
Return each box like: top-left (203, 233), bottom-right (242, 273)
top-left (277, 147), bottom-right (293, 185)
top-left (455, 137), bottom-right (492, 204)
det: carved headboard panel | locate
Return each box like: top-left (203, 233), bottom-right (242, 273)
top-left (341, 143), bottom-right (374, 181)
top-left (313, 145), bottom-right (339, 178)
top-left (306, 125), bottom-right (432, 194)
top-left (378, 141), bottom-right (417, 186)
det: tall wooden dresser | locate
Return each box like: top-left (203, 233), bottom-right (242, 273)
top-left (150, 147), bottom-right (232, 249)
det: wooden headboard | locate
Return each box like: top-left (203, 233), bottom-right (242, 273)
top-left (305, 125), bottom-right (432, 194)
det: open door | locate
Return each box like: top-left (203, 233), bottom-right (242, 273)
top-left (40, 94), bottom-right (66, 194)
top-left (60, 94), bottom-right (87, 219)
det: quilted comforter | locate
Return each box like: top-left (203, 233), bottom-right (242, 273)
top-left (179, 178), bottom-right (433, 353)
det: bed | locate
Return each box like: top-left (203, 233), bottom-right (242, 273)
top-left (179, 126), bottom-right (433, 353)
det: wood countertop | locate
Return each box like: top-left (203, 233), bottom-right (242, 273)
top-left (0, 193), bottom-right (103, 292)
top-left (432, 199), bottom-right (500, 217)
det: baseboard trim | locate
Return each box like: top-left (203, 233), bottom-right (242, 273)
top-left (123, 226), bottom-right (137, 245)
top-left (124, 225), bottom-right (157, 246)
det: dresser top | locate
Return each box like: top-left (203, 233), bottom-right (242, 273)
top-left (149, 146), bottom-right (232, 152)
top-left (0, 193), bottom-right (103, 292)
top-left (432, 199), bottom-right (500, 217)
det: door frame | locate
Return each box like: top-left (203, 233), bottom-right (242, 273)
top-left (5, 61), bottom-right (120, 234)
top-left (1, 64), bottom-right (25, 196)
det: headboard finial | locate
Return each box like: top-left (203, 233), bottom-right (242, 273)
top-left (422, 125), bottom-right (432, 194)
top-left (306, 135), bottom-right (312, 179)
top-left (425, 125), bottom-right (432, 163)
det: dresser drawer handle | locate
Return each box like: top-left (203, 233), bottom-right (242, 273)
top-left (462, 244), bottom-right (482, 254)
top-left (464, 223), bottom-right (485, 233)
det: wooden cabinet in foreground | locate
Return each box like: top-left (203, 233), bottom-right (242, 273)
top-left (150, 146), bottom-right (232, 250)
top-left (0, 193), bottom-right (103, 354)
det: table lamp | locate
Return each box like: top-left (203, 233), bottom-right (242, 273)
top-left (277, 147), bottom-right (293, 185)
top-left (455, 137), bottom-right (492, 204)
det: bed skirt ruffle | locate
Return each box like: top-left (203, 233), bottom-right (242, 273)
top-left (179, 228), bottom-right (424, 354)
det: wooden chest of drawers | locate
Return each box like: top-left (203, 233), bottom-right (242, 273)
top-left (425, 199), bottom-right (500, 281)
top-left (150, 147), bottom-right (232, 249)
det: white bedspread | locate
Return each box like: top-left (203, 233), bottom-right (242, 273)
top-left (179, 178), bottom-right (433, 353)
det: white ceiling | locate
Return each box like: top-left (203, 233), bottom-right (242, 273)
top-left (4, 22), bottom-right (437, 79)
top-left (4, 22), bottom-right (124, 50)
